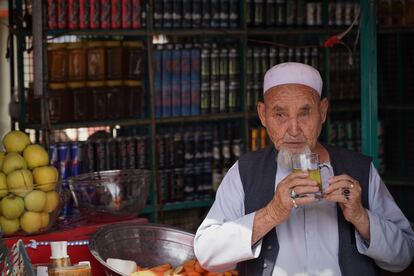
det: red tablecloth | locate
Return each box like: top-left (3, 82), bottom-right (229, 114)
top-left (5, 217), bottom-right (148, 275)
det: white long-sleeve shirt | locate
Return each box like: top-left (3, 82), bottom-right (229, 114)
top-left (194, 161), bottom-right (414, 276)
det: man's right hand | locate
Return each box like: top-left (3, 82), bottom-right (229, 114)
top-left (252, 171), bottom-right (319, 245)
top-left (265, 171), bottom-right (320, 225)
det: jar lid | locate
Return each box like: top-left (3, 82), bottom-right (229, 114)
top-left (87, 41), bottom-right (104, 48)
top-left (124, 80), bottom-right (141, 87)
top-left (48, 43), bottom-right (67, 50)
top-left (105, 41), bottom-right (122, 47)
top-left (86, 81), bottom-right (105, 87)
top-left (122, 41), bottom-right (144, 48)
top-left (67, 42), bottom-right (85, 49)
top-left (48, 83), bottom-right (67, 90)
top-left (67, 81), bottom-right (85, 88)
top-left (105, 80), bottom-right (123, 87)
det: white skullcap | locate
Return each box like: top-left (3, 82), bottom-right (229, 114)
top-left (263, 62), bottom-right (323, 96)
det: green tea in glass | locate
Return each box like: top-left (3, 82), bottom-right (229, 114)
top-left (291, 152), bottom-right (323, 198)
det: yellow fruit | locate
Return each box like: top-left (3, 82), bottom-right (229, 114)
top-left (2, 152), bottom-right (27, 174)
top-left (1, 195), bottom-right (24, 219)
top-left (0, 216), bottom-right (20, 235)
top-left (20, 211), bottom-right (42, 234)
top-left (24, 190), bottom-right (47, 212)
top-left (32, 166), bottom-right (58, 192)
top-left (2, 130), bottom-right (31, 153)
top-left (0, 172), bottom-right (7, 198)
top-left (43, 191), bottom-right (60, 213)
top-left (23, 144), bottom-right (49, 169)
top-left (0, 151), bottom-right (5, 170)
top-left (7, 169), bottom-right (33, 197)
top-left (39, 212), bottom-right (50, 228)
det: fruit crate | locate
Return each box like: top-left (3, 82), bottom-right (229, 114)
top-left (0, 238), bottom-right (35, 275)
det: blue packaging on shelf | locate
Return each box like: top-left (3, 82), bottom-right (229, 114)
top-left (171, 44), bottom-right (182, 117)
top-left (190, 47), bottom-right (201, 115)
top-left (58, 143), bottom-right (69, 180)
top-left (49, 143), bottom-right (59, 169)
top-left (162, 44), bottom-right (173, 117)
top-left (181, 44), bottom-right (192, 116)
top-left (70, 142), bottom-right (82, 177)
top-left (153, 44), bottom-right (163, 118)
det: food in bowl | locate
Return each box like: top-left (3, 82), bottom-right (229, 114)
top-left (129, 259), bottom-right (238, 276)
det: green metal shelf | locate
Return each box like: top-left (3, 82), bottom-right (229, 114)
top-left (161, 199), bottom-right (214, 212)
top-left (245, 27), bottom-right (348, 36)
top-left (378, 26), bottom-right (414, 34)
top-left (153, 29), bottom-right (245, 36)
top-left (25, 118), bottom-right (152, 130)
top-left (379, 105), bottom-right (414, 111)
top-left (24, 113), bottom-right (246, 130)
top-left (18, 27), bottom-right (362, 38)
top-left (21, 28), bottom-right (149, 37)
top-left (139, 205), bottom-right (156, 214)
top-left (47, 29), bottom-right (149, 37)
top-left (155, 112), bottom-right (245, 125)
top-left (22, 28), bottom-right (246, 38)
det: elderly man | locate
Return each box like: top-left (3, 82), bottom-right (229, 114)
top-left (194, 62), bottom-right (414, 276)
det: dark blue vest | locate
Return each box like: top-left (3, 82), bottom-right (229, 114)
top-left (237, 144), bottom-right (379, 276)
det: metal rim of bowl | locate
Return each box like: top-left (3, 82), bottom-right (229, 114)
top-left (88, 222), bottom-right (195, 276)
top-left (66, 169), bottom-right (152, 185)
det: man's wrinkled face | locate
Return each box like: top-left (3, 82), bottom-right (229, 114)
top-left (257, 84), bottom-right (328, 154)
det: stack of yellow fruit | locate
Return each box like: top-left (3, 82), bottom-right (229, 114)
top-left (0, 130), bottom-right (60, 235)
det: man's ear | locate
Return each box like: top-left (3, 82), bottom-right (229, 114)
top-left (257, 101), bottom-right (266, 128)
top-left (320, 97), bottom-right (329, 124)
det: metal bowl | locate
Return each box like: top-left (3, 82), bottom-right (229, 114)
top-left (67, 169), bottom-right (150, 222)
top-left (89, 222), bottom-right (196, 276)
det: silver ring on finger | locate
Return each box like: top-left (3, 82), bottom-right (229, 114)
top-left (342, 188), bottom-right (350, 201)
top-left (292, 198), bottom-right (298, 209)
top-left (290, 189), bottom-right (297, 198)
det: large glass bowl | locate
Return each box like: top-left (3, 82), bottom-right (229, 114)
top-left (89, 222), bottom-right (195, 276)
top-left (67, 169), bottom-right (151, 222)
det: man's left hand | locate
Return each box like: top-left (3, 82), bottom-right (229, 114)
top-left (324, 174), bottom-right (370, 240)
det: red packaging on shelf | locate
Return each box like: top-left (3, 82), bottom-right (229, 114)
top-left (47, 0), bottom-right (58, 30)
top-left (68, 0), bottom-right (80, 30)
top-left (122, 0), bottom-right (132, 29)
top-left (79, 0), bottom-right (90, 29)
top-left (90, 0), bottom-right (101, 29)
top-left (131, 0), bottom-right (141, 29)
top-left (57, 0), bottom-right (68, 29)
top-left (100, 0), bottom-right (111, 29)
top-left (111, 0), bottom-right (122, 29)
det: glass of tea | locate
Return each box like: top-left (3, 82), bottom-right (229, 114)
top-left (291, 152), bottom-right (323, 199)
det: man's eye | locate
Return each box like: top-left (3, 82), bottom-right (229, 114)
top-left (299, 111), bottom-right (309, 117)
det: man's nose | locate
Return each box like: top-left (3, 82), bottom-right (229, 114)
top-left (287, 117), bottom-right (301, 136)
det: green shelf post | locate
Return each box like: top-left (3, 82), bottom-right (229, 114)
top-left (360, 0), bottom-right (379, 168)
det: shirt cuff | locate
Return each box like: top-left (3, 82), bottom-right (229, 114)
top-left (241, 211), bottom-right (262, 258)
top-left (356, 210), bottom-right (377, 254)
